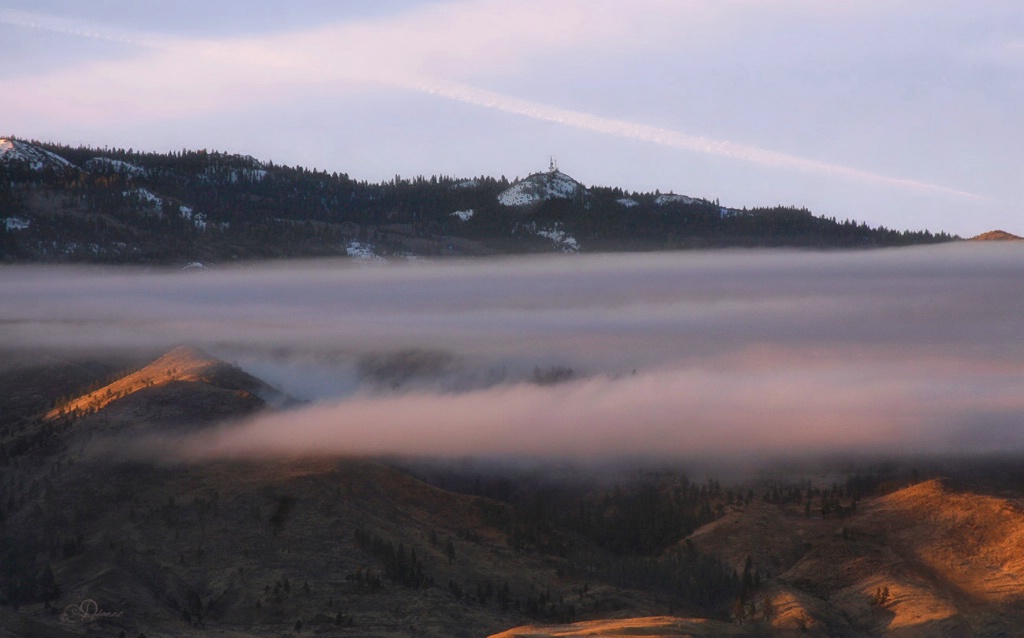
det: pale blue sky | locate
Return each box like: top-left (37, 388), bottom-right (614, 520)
top-left (2, 0), bottom-right (1021, 236)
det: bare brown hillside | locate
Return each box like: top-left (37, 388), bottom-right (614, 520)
top-left (44, 345), bottom-right (288, 421)
top-left (862, 479), bottom-right (1024, 606)
top-left (493, 479), bottom-right (1024, 637)
top-left (970, 230), bottom-right (1023, 241)
top-left (489, 615), bottom-right (751, 638)
top-left (695, 479), bottom-right (1024, 635)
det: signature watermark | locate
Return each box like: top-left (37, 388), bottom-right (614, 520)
top-left (60, 599), bottom-right (125, 624)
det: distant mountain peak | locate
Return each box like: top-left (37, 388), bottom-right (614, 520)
top-left (149, 345), bottom-right (222, 374)
top-left (970, 230), bottom-right (1022, 241)
top-left (45, 344), bottom-right (292, 421)
top-left (0, 137), bottom-right (75, 171)
top-left (498, 168), bottom-right (585, 207)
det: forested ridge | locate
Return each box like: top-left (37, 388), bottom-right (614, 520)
top-left (0, 137), bottom-right (956, 264)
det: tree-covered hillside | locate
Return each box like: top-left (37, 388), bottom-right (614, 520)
top-left (0, 138), bottom-right (957, 264)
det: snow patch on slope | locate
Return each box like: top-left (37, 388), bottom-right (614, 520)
top-left (450, 209), bottom-right (474, 222)
top-left (179, 206), bottom-right (207, 230)
top-left (122, 188), bottom-right (206, 230)
top-left (4, 217), bottom-right (31, 231)
top-left (123, 188), bottom-right (162, 206)
top-left (654, 193), bottom-right (696, 206)
top-left (498, 170), bottom-right (583, 207)
top-left (85, 157), bottom-right (147, 176)
top-left (346, 241), bottom-right (386, 262)
top-left (0, 138), bottom-right (75, 171)
top-left (617, 197), bottom-right (639, 208)
top-left (527, 222), bottom-right (579, 253)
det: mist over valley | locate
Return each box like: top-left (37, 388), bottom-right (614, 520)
top-left (5, 244), bottom-right (1023, 461)
top-left (4, 220), bottom-right (1024, 637)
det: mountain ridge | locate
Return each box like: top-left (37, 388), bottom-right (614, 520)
top-left (0, 136), bottom-right (961, 264)
top-left (497, 169), bottom-right (585, 207)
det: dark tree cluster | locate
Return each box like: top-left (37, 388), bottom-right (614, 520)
top-left (566, 477), bottom-right (723, 556)
top-left (353, 529), bottom-right (432, 588)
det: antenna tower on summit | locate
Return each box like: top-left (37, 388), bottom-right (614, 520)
top-left (549, 157), bottom-right (558, 173)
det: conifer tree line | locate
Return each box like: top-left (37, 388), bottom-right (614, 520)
top-left (0, 138), bottom-right (956, 263)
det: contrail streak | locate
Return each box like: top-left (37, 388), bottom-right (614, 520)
top-left (0, 9), bottom-right (147, 46)
top-left (409, 77), bottom-right (990, 201)
top-left (1, 7), bottom-right (993, 201)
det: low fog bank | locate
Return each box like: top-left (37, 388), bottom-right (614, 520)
top-left (144, 359), bottom-right (1023, 462)
top-left (3, 243), bottom-right (1023, 460)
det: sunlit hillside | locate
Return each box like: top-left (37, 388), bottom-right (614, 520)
top-left (44, 345), bottom-right (288, 421)
top-left (970, 230), bottom-right (1023, 241)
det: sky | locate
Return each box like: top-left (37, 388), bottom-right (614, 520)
top-left (1, 0), bottom-right (1021, 237)
top-left (3, 245), bottom-right (1023, 462)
